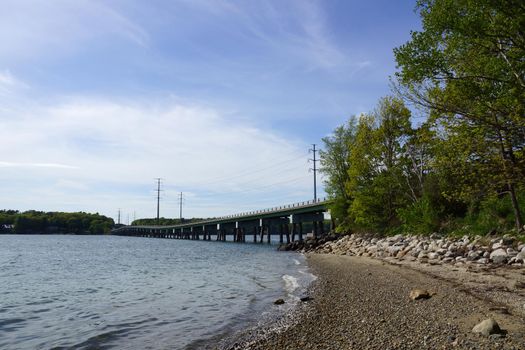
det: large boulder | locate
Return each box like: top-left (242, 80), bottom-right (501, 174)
top-left (490, 248), bottom-right (508, 264)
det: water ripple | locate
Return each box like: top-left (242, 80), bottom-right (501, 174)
top-left (0, 235), bottom-right (310, 349)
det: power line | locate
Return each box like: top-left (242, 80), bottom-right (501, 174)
top-left (187, 152), bottom-right (308, 187)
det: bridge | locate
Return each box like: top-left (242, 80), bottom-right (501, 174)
top-left (112, 199), bottom-right (331, 244)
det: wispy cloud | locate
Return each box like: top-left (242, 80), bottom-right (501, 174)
top-left (0, 0), bottom-right (149, 62)
top-left (0, 162), bottom-right (79, 169)
top-left (0, 70), bottom-right (27, 95)
top-left (171, 0), bottom-right (352, 71)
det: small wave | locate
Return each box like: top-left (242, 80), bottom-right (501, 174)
top-left (292, 259), bottom-right (301, 265)
top-left (282, 275), bottom-right (299, 294)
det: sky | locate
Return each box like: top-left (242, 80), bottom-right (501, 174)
top-left (0, 0), bottom-right (422, 222)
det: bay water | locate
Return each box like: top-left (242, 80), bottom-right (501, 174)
top-left (0, 235), bottom-right (314, 349)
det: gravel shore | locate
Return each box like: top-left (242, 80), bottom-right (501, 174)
top-left (231, 254), bottom-right (525, 350)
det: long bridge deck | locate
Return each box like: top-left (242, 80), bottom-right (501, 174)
top-left (112, 199), bottom-right (330, 244)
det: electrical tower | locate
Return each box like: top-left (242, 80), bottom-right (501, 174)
top-left (309, 144), bottom-right (319, 202)
top-left (155, 178), bottom-right (162, 225)
top-left (178, 192), bottom-right (184, 222)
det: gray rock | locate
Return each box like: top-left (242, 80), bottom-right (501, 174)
top-left (475, 258), bottom-right (488, 264)
top-left (444, 250), bottom-right (456, 258)
top-left (467, 251), bottom-right (481, 261)
top-left (274, 298), bottom-right (285, 305)
top-left (515, 251), bottom-right (525, 263)
top-left (436, 248), bottom-right (447, 255)
top-left (418, 251), bottom-right (429, 259)
top-left (490, 248), bottom-right (508, 264)
top-left (492, 242), bottom-right (504, 250)
top-left (472, 318), bottom-right (503, 336)
top-left (506, 248), bottom-right (518, 257)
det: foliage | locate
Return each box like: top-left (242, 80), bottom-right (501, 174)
top-left (0, 210), bottom-right (114, 234)
top-left (320, 117), bottom-right (357, 231)
top-left (394, 0), bottom-right (525, 231)
top-left (321, 0), bottom-right (524, 236)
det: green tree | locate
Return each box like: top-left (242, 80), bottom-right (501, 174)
top-left (320, 116), bottom-right (357, 230)
top-left (345, 97), bottom-right (413, 232)
top-left (394, 0), bottom-right (525, 231)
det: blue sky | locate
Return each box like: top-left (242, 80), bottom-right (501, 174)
top-left (0, 0), bottom-right (421, 222)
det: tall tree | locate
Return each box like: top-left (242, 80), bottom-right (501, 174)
top-left (346, 97), bottom-right (413, 232)
top-left (394, 0), bottom-right (525, 231)
top-left (320, 117), bottom-right (357, 229)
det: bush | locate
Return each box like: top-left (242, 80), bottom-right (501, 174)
top-left (397, 196), bottom-right (441, 235)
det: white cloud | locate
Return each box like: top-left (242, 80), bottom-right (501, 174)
top-left (0, 162), bottom-right (78, 169)
top-left (0, 96), bottom-right (314, 218)
top-left (0, 70), bottom-right (27, 95)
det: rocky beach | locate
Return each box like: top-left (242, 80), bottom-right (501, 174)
top-left (222, 234), bottom-right (525, 349)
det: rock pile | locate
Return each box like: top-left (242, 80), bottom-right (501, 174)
top-left (308, 233), bottom-right (525, 267)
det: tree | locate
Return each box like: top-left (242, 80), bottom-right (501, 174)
top-left (394, 0), bottom-right (525, 231)
top-left (345, 97), bottom-right (413, 232)
top-left (320, 117), bottom-right (357, 230)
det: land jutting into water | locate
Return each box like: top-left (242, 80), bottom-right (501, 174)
top-left (219, 234), bottom-right (525, 350)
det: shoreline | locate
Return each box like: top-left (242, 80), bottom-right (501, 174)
top-left (223, 253), bottom-right (525, 349)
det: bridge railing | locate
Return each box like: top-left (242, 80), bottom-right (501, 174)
top-left (219, 197), bottom-right (328, 219)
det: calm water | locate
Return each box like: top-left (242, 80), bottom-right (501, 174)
top-left (0, 235), bottom-right (313, 350)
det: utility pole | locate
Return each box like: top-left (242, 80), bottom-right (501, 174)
top-left (178, 192), bottom-right (183, 222)
top-left (309, 144), bottom-right (319, 202)
top-left (117, 208), bottom-right (121, 225)
top-left (155, 178), bottom-right (162, 225)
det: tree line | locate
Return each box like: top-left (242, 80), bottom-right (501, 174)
top-left (321, 0), bottom-right (524, 236)
top-left (0, 210), bottom-right (115, 234)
